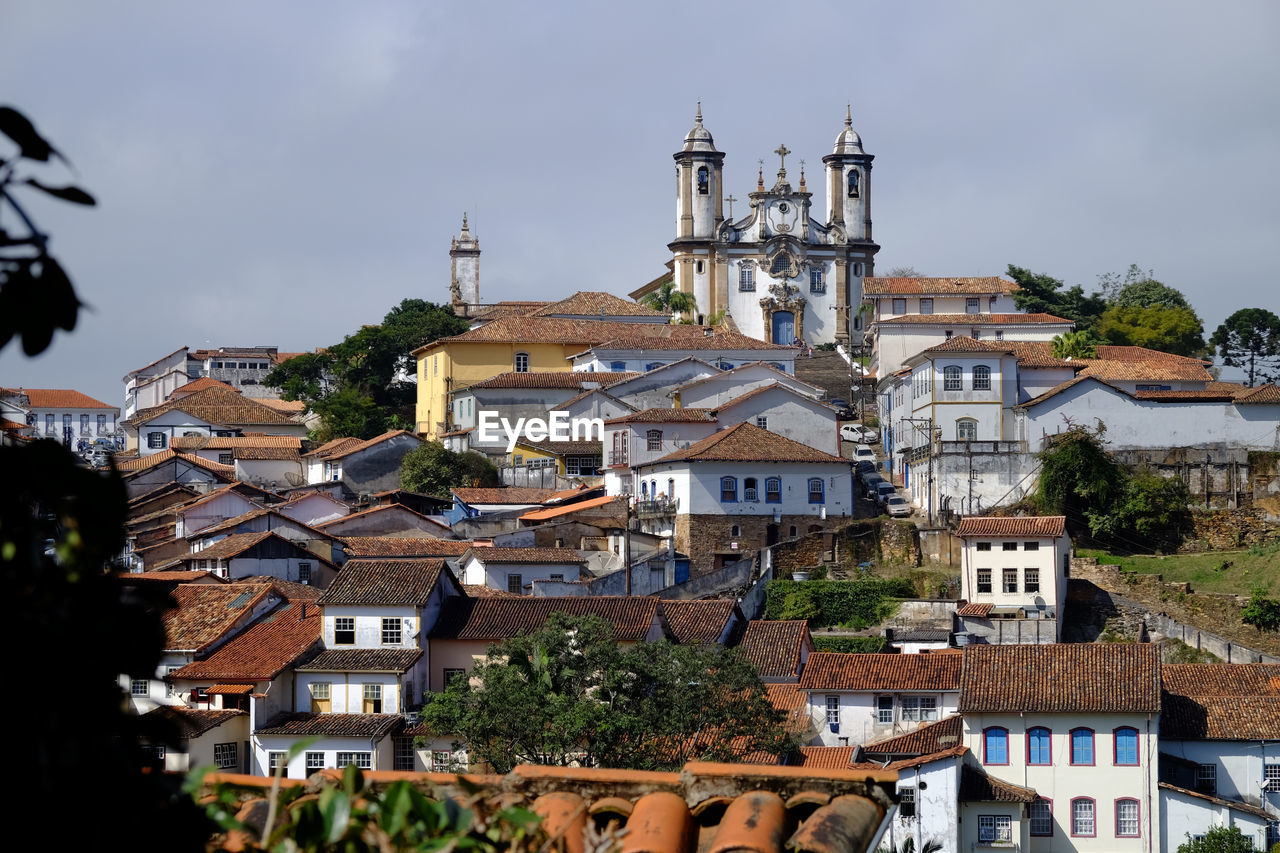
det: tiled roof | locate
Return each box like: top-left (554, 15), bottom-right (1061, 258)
top-left (1094, 345), bottom-right (1210, 366)
top-left (14, 388), bottom-right (117, 409)
top-left (186, 508), bottom-right (333, 542)
top-left (588, 324), bottom-right (790, 352)
top-left (603, 408), bottom-right (718, 425)
top-left (146, 707), bottom-right (244, 738)
top-left (295, 648), bottom-right (423, 673)
top-left (1132, 389), bottom-right (1242, 402)
top-left (430, 596), bottom-right (660, 642)
top-left (520, 495), bottom-right (625, 522)
top-left (127, 386), bottom-right (299, 426)
top-left (452, 487), bottom-right (559, 505)
top-left (1158, 782), bottom-right (1275, 819)
top-left (851, 745), bottom-right (969, 773)
top-left (764, 683), bottom-right (811, 733)
top-left (302, 436), bottom-right (364, 459)
top-left (1002, 340), bottom-right (1078, 368)
top-left (956, 602), bottom-right (993, 617)
top-left (234, 446), bottom-right (302, 460)
top-left (171, 435), bottom-right (301, 450)
top-left (115, 449), bottom-right (237, 478)
top-left (511, 439), bottom-right (603, 456)
top-left (255, 712), bottom-right (404, 738)
top-left (171, 377), bottom-right (238, 396)
top-left (310, 429), bottom-right (419, 461)
top-left (737, 621), bottom-right (811, 679)
top-left (466, 300), bottom-right (552, 321)
top-left (124, 345), bottom-right (188, 379)
top-left (863, 276), bottom-right (1019, 296)
top-left (122, 569), bottom-right (225, 584)
top-left (180, 531), bottom-right (276, 561)
top-left (462, 584), bottom-right (526, 598)
top-left (790, 746), bottom-right (856, 769)
top-left (464, 547), bottom-right (586, 564)
top-left (428, 316), bottom-right (635, 348)
top-left (340, 536), bottom-right (473, 558)
top-left (921, 337), bottom-right (1014, 355)
top-left (958, 644), bottom-right (1161, 713)
top-left (651, 423), bottom-right (846, 465)
top-left (1234, 383), bottom-right (1280, 404)
top-left (256, 397), bottom-right (308, 413)
top-left (531, 291), bottom-right (668, 318)
top-left (797, 652), bottom-right (962, 692)
top-left (466, 371), bottom-right (637, 390)
top-left (675, 362), bottom-right (822, 394)
top-left (954, 516), bottom-right (1066, 538)
top-left (1076, 359), bottom-right (1212, 382)
top-left (163, 583), bottom-right (275, 653)
top-left (168, 601), bottom-right (321, 681)
top-left (238, 576), bottom-right (323, 601)
top-left (1161, 663), bottom-right (1280, 740)
top-left (861, 714), bottom-right (964, 756)
top-left (873, 312), bottom-right (1071, 326)
top-left (890, 629), bottom-right (951, 642)
top-left (958, 765), bottom-right (1039, 803)
top-left (318, 559), bottom-right (446, 607)
top-left (660, 599), bottom-right (738, 646)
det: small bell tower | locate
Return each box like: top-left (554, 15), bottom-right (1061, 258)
top-left (449, 213), bottom-right (480, 316)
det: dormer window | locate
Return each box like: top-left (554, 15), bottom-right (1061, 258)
top-left (514, 352), bottom-right (529, 373)
top-left (847, 169), bottom-right (860, 198)
top-left (696, 166), bottom-right (709, 195)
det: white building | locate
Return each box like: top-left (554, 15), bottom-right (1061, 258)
top-left (1, 387), bottom-right (119, 445)
top-left (955, 515), bottom-right (1071, 644)
top-left (672, 362), bottom-right (823, 408)
top-left (124, 385), bottom-right (306, 455)
top-left (456, 546), bottom-right (587, 594)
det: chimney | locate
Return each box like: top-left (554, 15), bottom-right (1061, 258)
top-left (703, 327), bottom-right (713, 338)
top-left (299, 602), bottom-right (306, 620)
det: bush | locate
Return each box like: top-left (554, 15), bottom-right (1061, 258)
top-left (764, 578), bottom-right (914, 629)
top-left (812, 636), bottom-right (888, 653)
top-left (1241, 587), bottom-right (1280, 632)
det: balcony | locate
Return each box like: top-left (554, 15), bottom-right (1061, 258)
top-left (607, 451), bottom-right (629, 468)
top-left (634, 498), bottom-right (679, 519)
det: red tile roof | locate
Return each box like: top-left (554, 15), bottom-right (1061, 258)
top-left (302, 436), bottom-right (364, 459)
top-left (764, 683), bottom-right (811, 734)
top-left (1161, 663), bottom-right (1280, 740)
top-left (146, 707), bottom-right (244, 738)
top-left (737, 621), bottom-right (812, 680)
top-left (660, 599), bottom-right (739, 646)
top-left (318, 559), bottom-right (447, 607)
top-left (1235, 383), bottom-right (1280, 404)
top-left (603, 408), bottom-right (718, 425)
top-left (956, 602), bottom-right (993, 617)
top-left (179, 531), bottom-right (276, 562)
top-left (863, 276), bottom-right (1020, 296)
top-left (954, 516), bottom-right (1066, 538)
top-left (850, 745), bottom-right (969, 773)
top-left (186, 508), bottom-right (334, 542)
top-left (296, 648), bottom-right (423, 673)
top-left (340, 536), bottom-right (473, 558)
top-left (13, 388), bottom-right (117, 409)
top-left (520, 495), bottom-right (625, 522)
top-left (651, 423), bottom-right (846, 465)
top-left (463, 546), bottom-right (585, 564)
top-left (430, 596), bottom-right (661, 642)
top-left (170, 377), bottom-right (238, 396)
top-left (115, 449), bottom-right (237, 478)
top-left (307, 429), bottom-right (419, 460)
top-left (171, 435), bottom-right (301, 450)
top-left (798, 652), bottom-right (962, 692)
top-left (452, 487), bottom-right (560, 505)
top-left (127, 386), bottom-right (299, 427)
top-left (958, 765), bottom-right (1039, 803)
top-left (790, 746), bottom-right (856, 769)
top-left (168, 601), bottom-right (321, 681)
top-left (256, 397), bottom-right (308, 413)
top-left (861, 714), bottom-right (964, 756)
top-left (958, 644), bottom-right (1161, 713)
top-left (531, 291), bottom-right (668, 318)
top-left (163, 583), bottom-right (276, 653)
top-left (921, 337), bottom-right (1014, 355)
top-left (255, 712), bottom-right (404, 738)
top-left (467, 370), bottom-right (638, 391)
top-left (874, 313), bottom-right (1071, 326)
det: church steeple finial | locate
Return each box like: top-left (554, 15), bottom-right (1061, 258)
top-left (459, 212), bottom-right (471, 238)
top-left (695, 101), bottom-right (703, 124)
top-left (845, 104), bottom-right (852, 128)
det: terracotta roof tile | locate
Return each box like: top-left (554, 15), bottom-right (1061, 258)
top-left (520, 495), bottom-right (625, 522)
top-left (318, 559), bottom-right (447, 607)
top-left (315, 503), bottom-right (446, 532)
top-left (1158, 782), bottom-right (1275, 819)
top-left (798, 652), bottom-right (962, 692)
top-left (604, 408), bottom-right (718, 425)
top-left (512, 439), bottom-right (603, 456)
top-left (954, 516), bottom-right (1066, 538)
top-left (238, 576), bottom-right (323, 601)
top-left (1234, 383), bottom-right (1280, 404)
top-left (466, 371), bottom-right (638, 390)
top-left (341, 536), bottom-right (473, 558)
top-left (146, 707), bottom-right (244, 738)
top-left (531, 291), bottom-right (669, 318)
top-left (13, 388), bottom-right (117, 409)
top-left (861, 714), bottom-right (964, 756)
top-left (738, 621), bottom-right (812, 680)
top-left (170, 377), bottom-right (238, 396)
top-left (873, 312), bottom-right (1071, 326)
top-left (1161, 663), bottom-right (1280, 739)
top-left (464, 547), bottom-right (586, 564)
top-left (461, 584), bottom-right (526, 598)
top-left (863, 277), bottom-right (1019, 296)
top-left (115, 449), bottom-right (238, 478)
top-left (123, 570), bottom-right (226, 583)
top-left (452, 487), bottom-right (560, 505)
top-left (430, 596), bottom-right (660, 642)
top-left (168, 601), bottom-right (321, 681)
top-left (302, 436), bottom-right (364, 459)
top-left (764, 683), bottom-right (810, 733)
top-left (958, 644), bottom-right (1161, 713)
top-left (295, 648), bottom-right (423, 673)
top-left (127, 386), bottom-right (299, 427)
top-left (791, 746), bottom-right (856, 769)
top-left (958, 765), bottom-right (1039, 803)
top-left (650, 423), bottom-right (846, 465)
top-left (306, 429), bottom-right (419, 460)
top-left (179, 530), bottom-right (276, 561)
top-left (187, 508), bottom-right (334, 542)
top-left (467, 301), bottom-right (552, 321)
top-left (921, 337), bottom-right (1014, 355)
top-left (171, 435), bottom-right (301, 450)
top-left (255, 712), bottom-right (404, 738)
top-left (956, 602), bottom-right (993, 617)
top-left (660, 599), bottom-right (738, 645)
top-left (163, 583), bottom-right (276, 653)
top-left (256, 397), bottom-right (308, 413)
top-left (850, 744), bottom-right (969, 772)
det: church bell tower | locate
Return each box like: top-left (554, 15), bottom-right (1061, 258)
top-left (449, 213), bottom-right (480, 317)
top-left (669, 104), bottom-right (725, 322)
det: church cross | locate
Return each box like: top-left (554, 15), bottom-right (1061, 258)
top-left (774, 143), bottom-right (791, 173)
top-left (726, 194), bottom-right (737, 217)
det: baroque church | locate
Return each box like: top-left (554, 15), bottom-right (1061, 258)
top-left (644, 105), bottom-right (880, 346)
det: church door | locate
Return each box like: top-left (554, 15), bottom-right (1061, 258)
top-left (771, 311), bottom-right (795, 344)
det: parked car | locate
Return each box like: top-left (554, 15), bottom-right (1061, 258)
top-left (828, 398), bottom-right (849, 411)
top-left (854, 460), bottom-right (876, 477)
top-left (884, 496), bottom-right (913, 517)
top-left (852, 444), bottom-right (877, 465)
top-left (861, 473), bottom-right (885, 495)
top-left (840, 423), bottom-right (879, 444)
top-left (873, 481), bottom-right (898, 507)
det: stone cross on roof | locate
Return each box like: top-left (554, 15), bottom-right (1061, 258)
top-left (774, 143), bottom-right (791, 177)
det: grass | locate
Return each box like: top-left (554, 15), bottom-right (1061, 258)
top-left (1078, 543), bottom-right (1280, 596)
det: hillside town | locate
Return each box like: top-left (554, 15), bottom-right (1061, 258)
top-left (5, 107), bottom-right (1280, 853)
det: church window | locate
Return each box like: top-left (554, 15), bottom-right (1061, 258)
top-left (809, 269), bottom-right (825, 294)
top-left (847, 169), bottom-right (860, 198)
top-left (739, 266), bottom-right (755, 292)
top-left (770, 255), bottom-right (790, 276)
top-left (696, 260), bottom-right (704, 274)
top-left (514, 352), bottom-right (529, 373)
top-left (696, 166), bottom-right (709, 195)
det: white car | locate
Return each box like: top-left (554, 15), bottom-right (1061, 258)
top-left (852, 445), bottom-right (877, 465)
top-left (840, 423), bottom-right (879, 444)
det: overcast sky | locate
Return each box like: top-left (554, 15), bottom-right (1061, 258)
top-left (3, 0), bottom-right (1278, 406)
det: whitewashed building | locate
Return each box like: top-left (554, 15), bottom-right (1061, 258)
top-left (456, 546), bottom-right (588, 594)
top-left (955, 515), bottom-right (1071, 644)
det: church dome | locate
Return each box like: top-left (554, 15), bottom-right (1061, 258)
top-left (682, 103), bottom-right (718, 152)
top-left (832, 106), bottom-right (864, 155)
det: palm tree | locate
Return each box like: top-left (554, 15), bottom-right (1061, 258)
top-left (640, 278), bottom-right (698, 318)
top-left (1051, 330), bottom-right (1101, 359)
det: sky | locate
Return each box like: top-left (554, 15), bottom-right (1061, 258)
top-left (2, 0), bottom-right (1279, 406)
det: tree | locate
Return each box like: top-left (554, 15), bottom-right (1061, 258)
top-left (1209, 308), bottom-right (1280, 387)
top-left (401, 441), bottom-right (498, 495)
top-left (1096, 264), bottom-right (1194, 309)
top-left (419, 613), bottom-right (795, 773)
top-left (1050, 330), bottom-right (1101, 359)
top-left (1176, 825), bottom-right (1255, 853)
top-left (1097, 305), bottom-right (1207, 357)
top-left (1091, 470), bottom-right (1192, 553)
top-left (1007, 264), bottom-right (1107, 333)
top-left (640, 278), bottom-right (698, 317)
top-left (883, 265), bottom-right (923, 278)
top-left (1241, 586), bottom-right (1280, 632)
top-left (1036, 423), bottom-right (1127, 542)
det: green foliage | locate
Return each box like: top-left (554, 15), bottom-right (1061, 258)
top-left (1111, 276), bottom-right (1193, 311)
top-left (1209, 307), bottom-right (1280, 387)
top-left (1050, 330), bottom-right (1102, 359)
top-left (1241, 587), bottom-right (1280, 632)
top-left (419, 613), bottom-right (794, 773)
top-left (815, 341), bottom-right (838, 352)
top-left (640, 278), bottom-right (698, 316)
top-left (1006, 264), bottom-right (1107, 333)
top-left (310, 385), bottom-right (388, 443)
top-left (764, 578), bottom-right (914, 629)
top-left (812, 635), bottom-right (888, 653)
top-left (1092, 470), bottom-right (1193, 553)
top-left (1176, 825), bottom-right (1255, 853)
top-left (401, 442), bottom-right (498, 496)
top-left (1163, 640), bottom-right (1219, 664)
top-left (1097, 304), bottom-right (1207, 357)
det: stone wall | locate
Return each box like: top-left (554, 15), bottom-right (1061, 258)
top-left (889, 599), bottom-right (957, 630)
top-left (675, 513), bottom-right (854, 576)
top-left (1184, 507), bottom-right (1280, 550)
top-left (1143, 612), bottom-right (1280, 664)
top-left (765, 518), bottom-right (920, 577)
top-left (959, 617), bottom-right (1059, 645)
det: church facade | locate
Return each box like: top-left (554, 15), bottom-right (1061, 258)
top-left (659, 106), bottom-right (880, 346)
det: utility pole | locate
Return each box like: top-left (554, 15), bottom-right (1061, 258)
top-left (903, 417), bottom-right (936, 525)
top-left (623, 497), bottom-right (632, 596)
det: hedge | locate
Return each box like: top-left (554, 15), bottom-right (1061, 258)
top-left (764, 578), bottom-right (915, 629)
top-left (811, 636), bottom-right (888, 654)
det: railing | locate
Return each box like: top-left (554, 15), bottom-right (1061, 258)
top-left (607, 451), bottom-right (628, 468)
top-left (634, 498), bottom-right (678, 518)
top-left (938, 440), bottom-right (1027, 454)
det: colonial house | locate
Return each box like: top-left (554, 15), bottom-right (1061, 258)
top-left (124, 346), bottom-right (192, 420)
top-left (958, 643), bottom-right (1162, 851)
top-left (0, 387), bottom-right (119, 445)
top-left (175, 531), bottom-right (338, 587)
top-left (955, 515), bottom-right (1071, 644)
top-left (171, 435), bottom-right (305, 490)
top-left (301, 430), bottom-right (422, 495)
top-left (171, 484), bottom-right (264, 537)
top-left (252, 713), bottom-right (405, 778)
top-left (187, 508), bottom-right (342, 565)
top-left (672, 362), bottom-right (824, 407)
top-left (797, 652), bottom-right (963, 747)
top-left (712, 383), bottom-right (841, 455)
top-left (117, 450), bottom-right (238, 500)
top-left (602, 408), bottom-right (722, 498)
top-left (123, 386), bottom-right (306, 455)
top-left (506, 438), bottom-right (603, 486)
top-left (144, 708), bottom-right (248, 775)
top-left (276, 490), bottom-right (350, 527)
top-left (566, 324), bottom-right (797, 376)
top-left (456, 546), bottom-right (588, 594)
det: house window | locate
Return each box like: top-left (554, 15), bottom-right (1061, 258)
top-left (381, 617), bottom-right (402, 645)
top-left (809, 269), bottom-right (825, 294)
top-left (825, 695), bottom-right (840, 732)
top-left (730, 524), bottom-right (741, 537)
top-left (44, 413), bottom-right (54, 435)
top-left (898, 786), bottom-right (916, 818)
top-left (1114, 727), bottom-right (1138, 766)
top-left (79, 414), bottom-right (90, 435)
top-left (63, 414), bottom-right (72, 435)
top-left (610, 360), bottom-right (626, 371)
top-left (721, 477), bottom-right (737, 502)
top-left (1263, 762), bottom-right (1280, 790)
top-left (309, 682), bottom-right (331, 713)
top-left (1115, 798), bottom-right (1139, 837)
top-left (507, 573), bottom-right (524, 594)
top-left (1195, 763), bottom-right (1216, 795)
top-left (739, 266), bottom-right (755, 292)
top-left (306, 752), bottom-right (326, 771)
top-left (743, 477), bottom-right (759, 502)
top-left (994, 330), bottom-right (1004, 340)
top-left (1023, 541), bottom-right (1039, 551)
top-left (976, 569), bottom-right (992, 594)
top-left (298, 562), bottom-right (312, 584)
top-left (942, 366), bottom-right (961, 391)
top-left (549, 573), bottom-right (563, 582)
top-left (919, 298), bottom-right (933, 315)
top-left (645, 361), bottom-right (662, 371)
top-left (443, 668), bottom-right (466, 686)
top-left (1002, 568), bottom-right (1018, 593)
top-left (393, 737), bottom-right (415, 771)
top-left (965, 297), bottom-right (979, 315)
top-left (217, 452), bottom-right (233, 465)
top-left (514, 352), bottom-right (529, 373)
top-left (807, 478), bottom-right (824, 504)
top-left (973, 365), bottom-right (991, 390)
top-left (765, 477), bottom-right (781, 503)
top-left (268, 752), bottom-right (288, 776)
top-left (956, 419), bottom-right (977, 441)
top-left (978, 815), bottom-right (1011, 844)
top-left (970, 328), bottom-right (980, 340)
top-left (944, 330), bottom-right (953, 339)
top-left (983, 727), bottom-right (1008, 764)
top-left (696, 166), bottom-right (709, 194)
top-left (147, 432), bottom-right (167, 449)
top-left (1027, 727), bottom-right (1051, 765)
top-left (976, 542), bottom-right (991, 552)
top-left (336, 752), bottom-right (372, 770)
top-left (213, 742), bottom-right (238, 770)
top-left (362, 683), bottom-right (383, 714)
top-left (646, 429), bottom-right (662, 451)
top-left (892, 298), bottom-right (906, 314)
top-left (130, 679), bottom-right (149, 697)
top-left (432, 751), bottom-right (455, 771)
top-left (789, 525), bottom-right (797, 537)
top-left (1029, 799), bottom-right (1053, 836)
top-left (1070, 728), bottom-right (1095, 765)
top-left (1024, 568), bottom-right (1040, 593)
top-left (876, 695), bottom-right (893, 725)
top-left (97, 414), bottom-right (107, 433)
top-left (334, 617), bottom-right (355, 645)
top-left (901, 696), bottom-right (937, 722)
top-left (756, 416), bottom-right (768, 430)
top-left (1003, 542), bottom-right (1018, 551)
top-left (847, 169), bottom-right (859, 198)
top-left (1071, 798), bottom-right (1095, 837)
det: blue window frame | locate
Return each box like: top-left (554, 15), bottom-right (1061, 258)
top-left (610, 361), bottom-right (626, 371)
top-left (765, 477), bottom-right (782, 503)
top-left (1028, 727), bottom-right (1051, 765)
top-left (1070, 728), bottom-right (1095, 765)
top-left (1113, 727), bottom-right (1138, 766)
top-left (720, 477), bottom-right (737, 503)
top-left (984, 727), bottom-right (1008, 765)
top-left (807, 478), bottom-right (824, 504)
